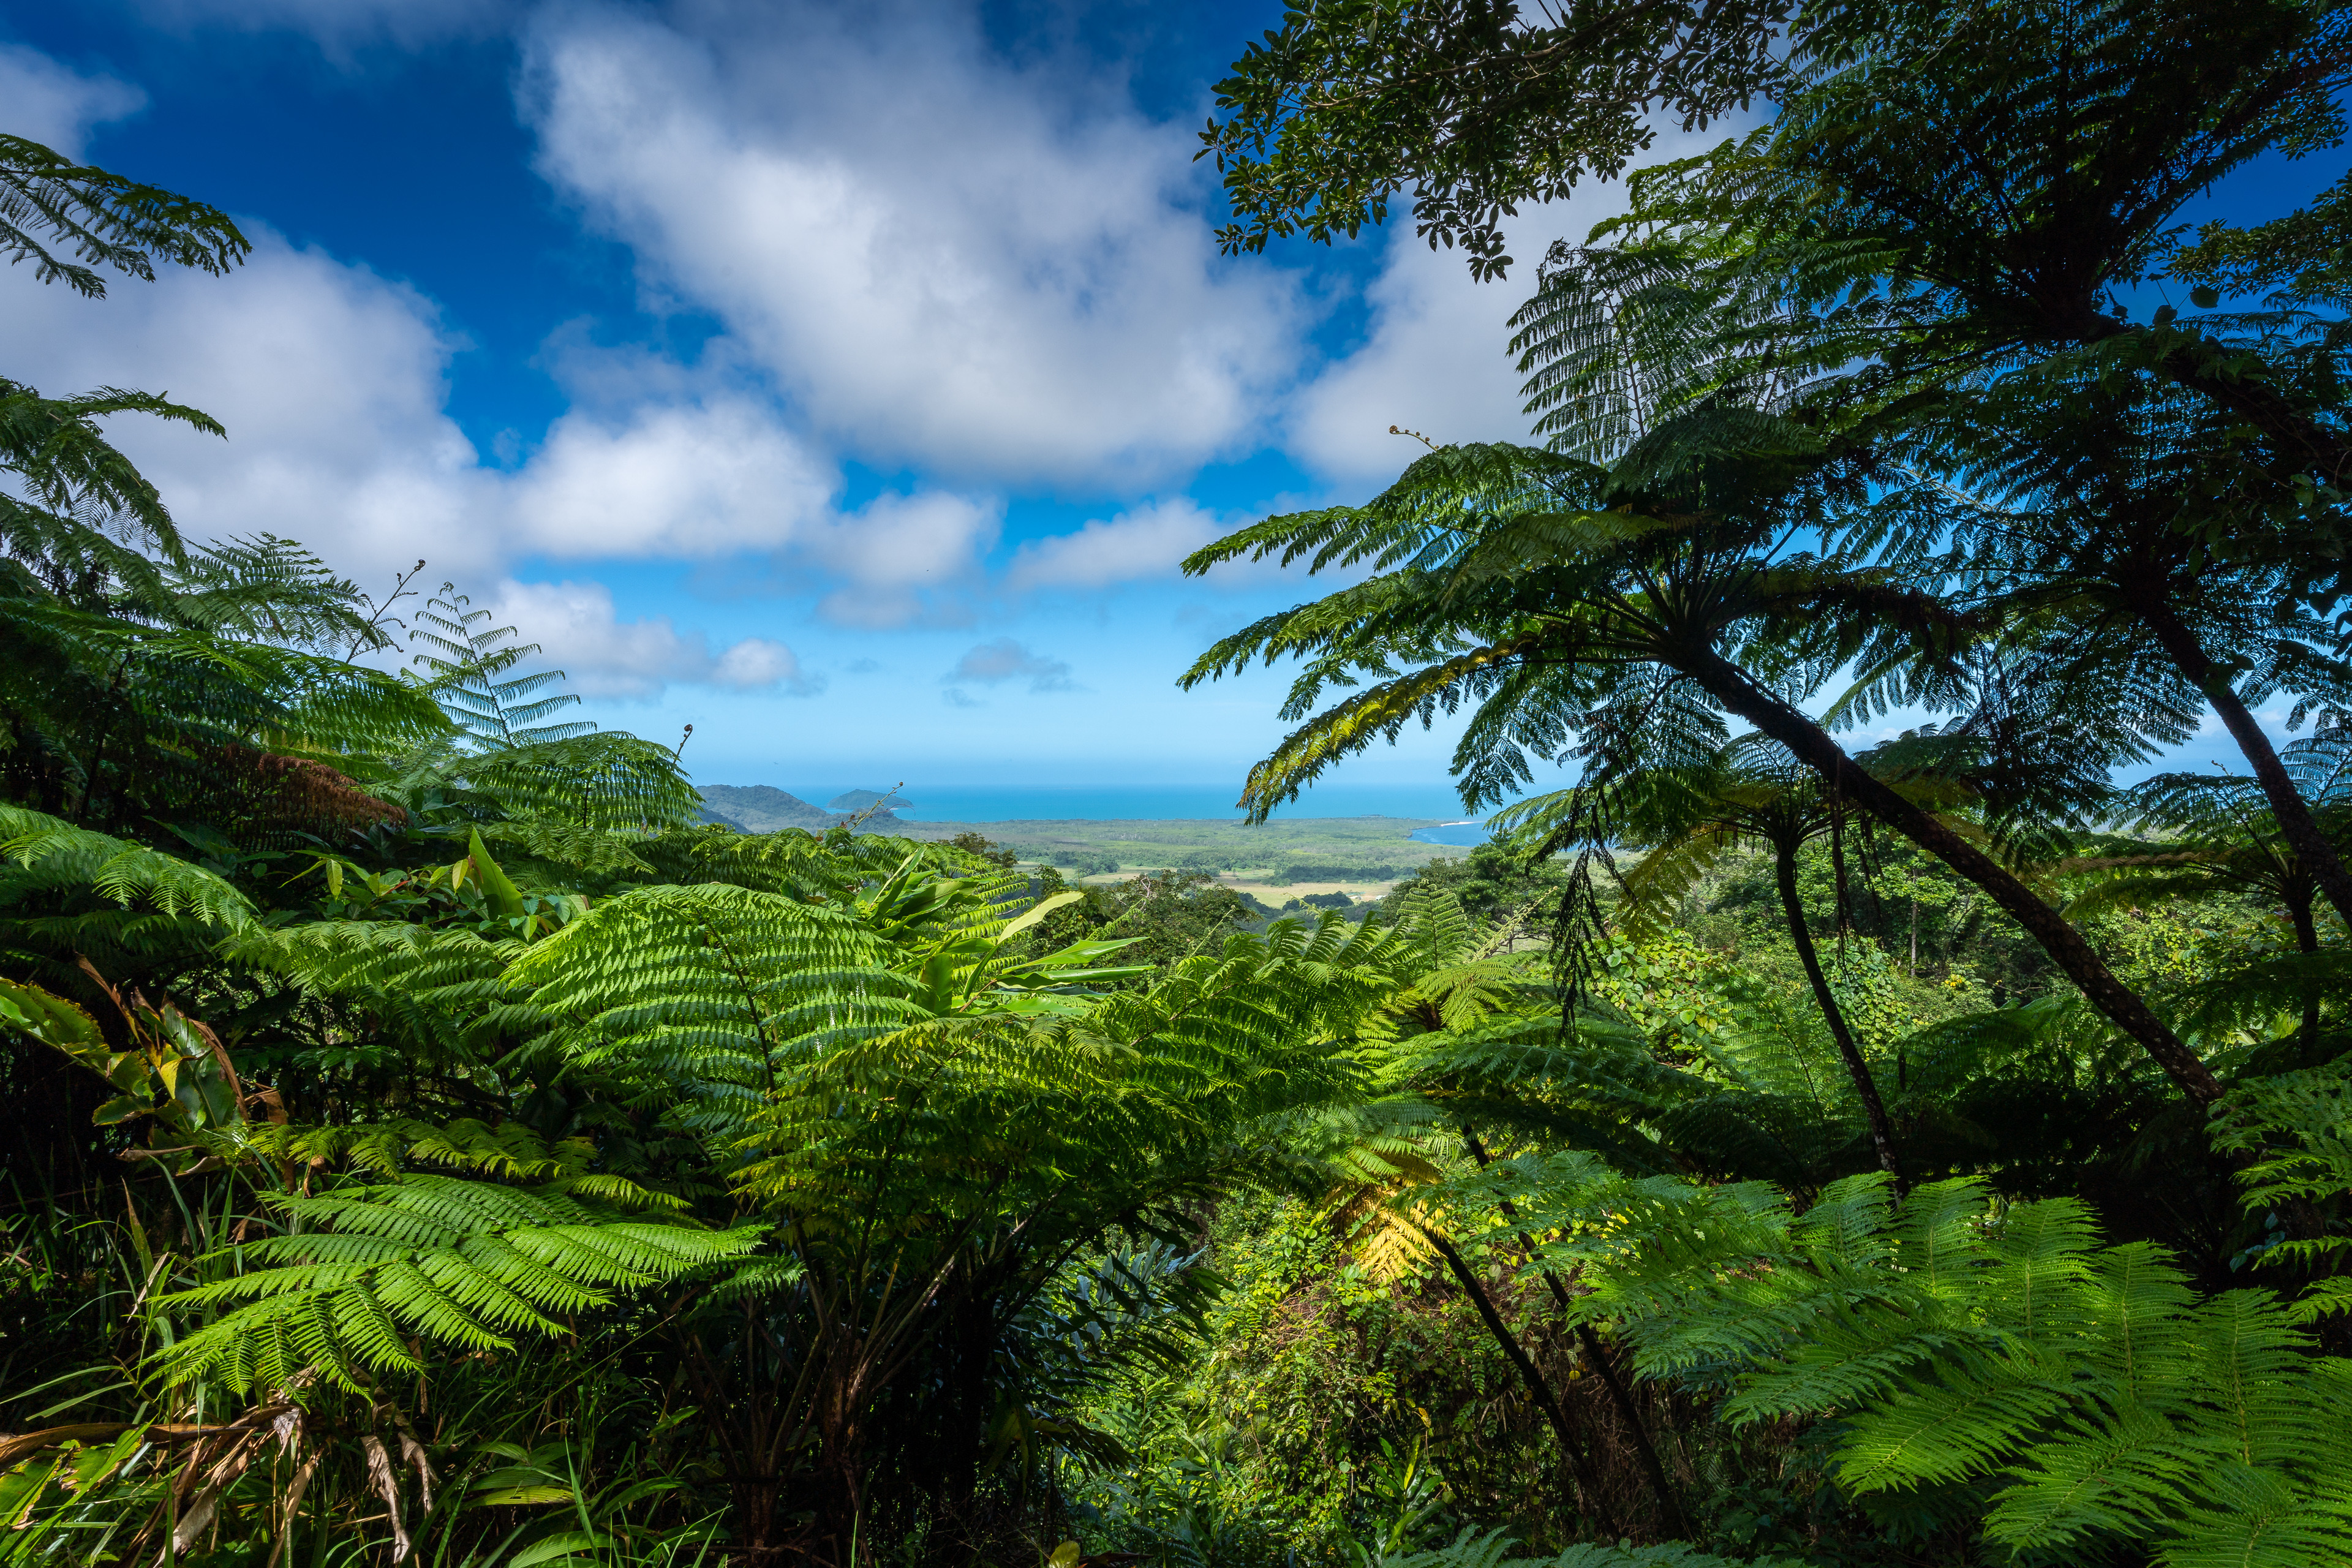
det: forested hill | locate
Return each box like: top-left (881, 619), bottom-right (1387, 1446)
top-left (695, 783), bottom-right (897, 829)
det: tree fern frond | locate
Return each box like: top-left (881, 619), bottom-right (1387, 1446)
top-left (0, 805), bottom-right (255, 929)
top-left (159, 1175), bottom-right (762, 1393)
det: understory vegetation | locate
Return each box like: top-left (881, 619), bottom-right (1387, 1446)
top-left (7, 2), bottom-right (2352, 1566)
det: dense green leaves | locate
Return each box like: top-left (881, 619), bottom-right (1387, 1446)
top-left (161, 1174), bottom-right (762, 1394)
top-left (11, 12), bottom-right (2352, 1565)
top-left (1202, 0), bottom-right (1783, 278)
top-left (1492, 1168), bottom-right (2352, 1565)
top-left (1, 132), bottom-right (249, 298)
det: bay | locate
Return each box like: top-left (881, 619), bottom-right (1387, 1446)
top-left (762, 781), bottom-right (1487, 823)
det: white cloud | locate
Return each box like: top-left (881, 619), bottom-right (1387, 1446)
top-left (2, 225), bottom-right (499, 580)
top-left (1287, 123), bottom-right (1753, 486)
top-left (2, 216), bottom-right (991, 616)
top-left (484, 579), bottom-right (813, 700)
top-left (712, 637), bottom-right (799, 688)
top-left (1006, 498), bottom-right (1226, 591)
top-left (803, 491), bottom-right (1002, 628)
top-left (509, 398), bottom-right (837, 559)
top-left (519, 2), bottom-right (1306, 487)
top-left (948, 638), bottom-right (1074, 692)
top-left (0, 47), bottom-right (145, 159)
top-left (1286, 237), bottom-right (1545, 486)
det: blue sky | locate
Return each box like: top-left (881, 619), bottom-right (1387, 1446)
top-left (2, 1), bottom-right (2344, 807)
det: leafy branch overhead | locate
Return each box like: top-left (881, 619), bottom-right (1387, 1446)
top-left (1202, 0), bottom-right (1785, 278)
top-left (1, 132), bottom-right (249, 298)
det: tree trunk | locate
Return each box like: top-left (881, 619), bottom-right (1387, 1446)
top-left (1419, 1226), bottom-right (1620, 1539)
top-left (1676, 643), bottom-right (2222, 1104)
top-left (914, 1289), bottom-right (993, 1568)
top-left (2288, 881), bottom-right (2321, 1049)
top-left (1773, 847), bottom-right (1907, 1191)
top-left (2136, 598), bottom-right (2352, 935)
top-left (684, 1322), bottom-right (794, 1568)
top-left (726, 1476), bottom-right (786, 1568)
top-left (812, 1370), bottom-right (869, 1568)
top-left (1459, 1127), bottom-right (1689, 1539)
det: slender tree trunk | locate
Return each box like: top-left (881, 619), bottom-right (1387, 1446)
top-left (1419, 1226), bottom-right (1620, 1539)
top-left (2288, 882), bottom-right (2321, 1050)
top-left (812, 1362), bottom-right (870, 1568)
top-left (916, 1289), bottom-right (993, 1568)
top-left (1773, 848), bottom-right (1907, 1191)
top-left (685, 1321), bottom-right (792, 1568)
top-left (1675, 643), bottom-right (2222, 1104)
top-left (2137, 598), bottom-right (2352, 935)
top-left (74, 653), bottom-right (134, 826)
top-left (1459, 1127), bottom-right (1689, 1538)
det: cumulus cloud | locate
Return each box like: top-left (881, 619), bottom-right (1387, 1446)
top-left (0, 28), bottom-right (1747, 741)
top-left (947, 638), bottom-right (1074, 693)
top-left (1286, 238), bottom-right (1542, 485)
top-left (1006, 498), bottom-right (1226, 591)
top-left (0, 47), bottom-right (145, 159)
top-left (801, 491), bottom-right (1002, 629)
top-left (508, 398), bottom-right (837, 559)
top-left (484, 579), bottom-right (815, 700)
top-left (2, 219), bottom-right (998, 614)
top-left (519, 2), bottom-right (1305, 486)
top-left (3, 227), bottom-right (500, 579)
top-left (1287, 121), bottom-right (1752, 486)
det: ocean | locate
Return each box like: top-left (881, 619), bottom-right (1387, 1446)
top-left (768, 781), bottom-right (1496, 828)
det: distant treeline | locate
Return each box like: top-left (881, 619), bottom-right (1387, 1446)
top-left (1030, 845), bottom-right (1419, 883)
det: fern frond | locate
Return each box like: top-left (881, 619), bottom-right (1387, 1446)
top-left (159, 1174), bottom-right (762, 1393)
top-left (0, 805), bottom-right (254, 929)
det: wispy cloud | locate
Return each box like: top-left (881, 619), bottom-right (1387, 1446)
top-left (482, 579), bottom-right (819, 701)
top-left (1006, 498), bottom-right (1226, 591)
top-left (947, 638), bottom-right (1074, 693)
top-left (0, 45), bottom-right (144, 159)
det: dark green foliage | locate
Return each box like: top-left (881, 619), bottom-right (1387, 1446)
top-left (1020, 866), bottom-right (1276, 982)
top-left (1202, 0), bottom-right (1783, 279)
top-left (1, 132), bottom-right (248, 297)
top-left (1390, 841), bottom-right (1562, 905)
top-left (1504, 1168), bottom-right (2352, 1565)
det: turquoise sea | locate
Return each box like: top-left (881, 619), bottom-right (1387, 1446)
top-left (764, 782), bottom-right (1498, 837)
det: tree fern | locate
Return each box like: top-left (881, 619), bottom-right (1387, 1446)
top-left (159, 1174), bottom-right (761, 1394)
top-left (0, 804), bottom-right (254, 930)
top-left (157, 532), bottom-right (385, 654)
top-left (224, 916), bottom-right (553, 1079)
top-left (389, 589), bottom-right (701, 831)
top-left (0, 380), bottom-right (223, 571)
top-left (1491, 1164), bottom-right (2352, 1565)
top-left (134, 857), bottom-right (1417, 1544)
top-left (1, 132), bottom-right (248, 300)
top-left (2212, 1057), bottom-right (2352, 1323)
top-left (407, 586), bottom-right (594, 748)
top-left (246, 1117), bottom-right (673, 1207)
top-left (507, 880), bottom-right (907, 1134)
